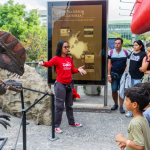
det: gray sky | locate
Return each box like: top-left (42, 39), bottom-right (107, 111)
top-left (1, 0), bottom-right (136, 21)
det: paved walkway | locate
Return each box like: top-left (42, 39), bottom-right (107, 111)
top-left (0, 83), bottom-right (132, 150)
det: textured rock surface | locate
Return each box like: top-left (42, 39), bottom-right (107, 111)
top-left (0, 64), bottom-right (52, 125)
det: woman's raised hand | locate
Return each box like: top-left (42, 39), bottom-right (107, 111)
top-left (139, 67), bottom-right (142, 72)
top-left (78, 66), bottom-right (87, 75)
top-left (39, 61), bottom-right (44, 66)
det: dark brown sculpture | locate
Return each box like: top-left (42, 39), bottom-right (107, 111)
top-left (0, 115), bottom-right (11, 129)
top-left (0, 31), bottom-right (26, 128)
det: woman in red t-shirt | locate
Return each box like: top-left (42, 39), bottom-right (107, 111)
top-left (39, 40), bottom-right (86, 133)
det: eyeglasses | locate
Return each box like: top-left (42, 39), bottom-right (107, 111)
top-left (115, 43), bottom-right (121, 45)
top-left (63, 46), bottom-right (70, 49)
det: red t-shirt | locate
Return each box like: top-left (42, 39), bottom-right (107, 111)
top-left (44, 56), bottom-right (78, 84)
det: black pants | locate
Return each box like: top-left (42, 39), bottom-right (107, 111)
top-left (54, 81), bottom-right (75, 128)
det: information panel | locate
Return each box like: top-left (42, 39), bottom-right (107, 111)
top-left (48, 0), bottom-right (107, 85)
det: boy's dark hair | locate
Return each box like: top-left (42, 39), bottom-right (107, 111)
top-left (124, 87), bottom-right (150, 111)
top-left (134, 81), bottom-right (150, 95)
top-left (134, 83), bottom-right (143, 88)
top-left (115, 38), bottom-right (123, 44)
top-left (142, 81), bottom-right (150, 95)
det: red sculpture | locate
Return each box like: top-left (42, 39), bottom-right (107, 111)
top-left (72, 88), bottom-right (80, 100)
top-left (131, 0), bottom-right (150, 34)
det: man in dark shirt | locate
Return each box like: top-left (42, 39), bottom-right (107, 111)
top-left (108, 38), bottom-right (130, 113)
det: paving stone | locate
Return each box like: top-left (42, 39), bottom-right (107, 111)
top-left (0, 83), bottom-right (130, 150)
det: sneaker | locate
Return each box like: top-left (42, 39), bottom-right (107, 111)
top-left (111, 104), bottom-right (118, 110)
top-left (119, 106), bottom-right (125, 114)
top-left (71, 123), bottom-right (82, 127)
top-left (55, 127), bottom-right (63, 133)
top-left (125, 111), bottom-right (133, 117)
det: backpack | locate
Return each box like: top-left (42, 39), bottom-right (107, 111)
top-left (110, 49), bottom-right (128, 57)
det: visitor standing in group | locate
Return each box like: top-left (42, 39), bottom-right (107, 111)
top-left (125, 40), bottom-right (146, 117)
top-left (108, 37), bottom-right (130, 114)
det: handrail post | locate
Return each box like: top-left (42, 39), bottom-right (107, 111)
top-left (22, 109), bottom-right (26, 150)
top-left (48, 94), bottom-right (59, 141)
top-left (35, 63), bottom-right (39, 73)
top-left (52, 94), bottom-right (55, 138)
top-left (20, 90), bottom-right (29, 126)
top-left (20, 90), bottom-right (24, 109)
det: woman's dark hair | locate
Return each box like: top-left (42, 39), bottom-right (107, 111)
top-left (54, 40), bottom-right (66, 73)
top-left (55, 40), bottom-right (66, 57)
top-left (134, 40), bottom-right (145, 52)
top-left (124, 87), bottom-right (150, 111)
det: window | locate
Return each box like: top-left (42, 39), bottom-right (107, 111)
top-left (41, 15), bottom-right (47, 17)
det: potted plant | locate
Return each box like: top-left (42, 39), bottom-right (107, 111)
top-left (83, 86), bottom-right (102, 96)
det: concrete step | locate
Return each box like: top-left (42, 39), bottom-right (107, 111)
top-left (72, 103), bottom-right (111, 113)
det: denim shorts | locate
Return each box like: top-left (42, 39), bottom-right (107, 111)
top-left (111, 74), bottom-right (122, 92)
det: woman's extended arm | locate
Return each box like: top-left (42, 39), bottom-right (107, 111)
top-left (140, 57), bottom-right (149, 72)
top-left (39, 61), bottom-right (44, 66)
top-left (39, 57), bottom-right (58, 67)
top-left (71, 59), bottom-right (87, 75)
top-left (78, 66), bottom-right (87, 75)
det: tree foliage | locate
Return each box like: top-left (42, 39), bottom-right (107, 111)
top-left (108, 32), bottom-right (122, 38)
top-left (0, 0), bottom-right (27, 39)
top-left (21, 25), bottom-right (47, 62)
top-left (122, 38), bottom-right (132, 48)
top-left (108, 32), bottom-right (132, 48)
top-left (139, 35), bottom-right (150, 48)
top-left (0, 0), bottom-right (47, 62)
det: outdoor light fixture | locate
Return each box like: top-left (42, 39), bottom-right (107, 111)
top-left (120, 0), bottom-right (134, 3)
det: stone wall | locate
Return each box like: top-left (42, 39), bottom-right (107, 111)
top-left (0, 64), bottom-right (52, 126)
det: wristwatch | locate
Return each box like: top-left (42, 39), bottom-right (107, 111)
top-left (108, 75), bottom-right (111, 77)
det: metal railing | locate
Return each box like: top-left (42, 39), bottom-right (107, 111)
top-left (12, 87), bottom-right (59, 150)
top-left (0, 138), bottom-right (8, 150)
top-left (25, 62), bottom-right (47, 81)
top-left (25, 62), bottom-right (39, 73)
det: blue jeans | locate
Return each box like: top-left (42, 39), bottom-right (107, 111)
top-left (131, 79), bottom-right (141, 87)
top-left (127, 79), bottom-right (141, 115)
